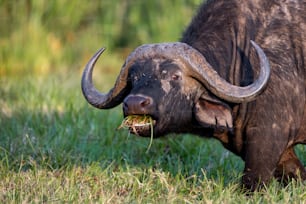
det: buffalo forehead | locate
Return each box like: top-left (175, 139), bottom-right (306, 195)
top-left (128, 58), bottom-right (201, 100)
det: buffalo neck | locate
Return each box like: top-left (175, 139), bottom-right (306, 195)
top-left (181, 0), bottom-right (258, 87)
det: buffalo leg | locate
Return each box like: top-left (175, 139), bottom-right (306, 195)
top-left (241, 127), bottom-right (288, 191)
top-left (274, 146), bottom-right (306, 183)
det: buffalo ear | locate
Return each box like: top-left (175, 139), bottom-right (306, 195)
top-left (194, 98), bottom-right (233, 129)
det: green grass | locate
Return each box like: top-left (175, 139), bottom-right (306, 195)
top-left (0, 0), bottom-right (305, 203)
top-left (0, 74), bottom-right (305, 203)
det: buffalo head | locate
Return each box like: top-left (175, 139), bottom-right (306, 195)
top-left (81, 41), bottom-right (270, 137)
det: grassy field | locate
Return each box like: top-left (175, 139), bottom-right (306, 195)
top-left (0, 0), bottom-right (305, 203)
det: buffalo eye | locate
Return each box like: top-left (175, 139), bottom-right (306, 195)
top-left (171, 73), bottom-right (181, 81)
top-left (171, 70), bottom-right (182, 81)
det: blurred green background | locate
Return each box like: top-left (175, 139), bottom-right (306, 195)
top-left (0, 0), bottom-right (202, 76)
top-left (1, 1), bottom-right (305, 202)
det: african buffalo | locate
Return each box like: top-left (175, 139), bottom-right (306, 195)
top-left (81, 0), bottom-right (306, 191)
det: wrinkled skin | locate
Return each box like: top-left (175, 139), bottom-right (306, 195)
top-left (124, 60), bottom-right (198, 136)
top-left (123, 59), bottom-right (232, 138)
top-left (82, 0), bottom-right (306, 191)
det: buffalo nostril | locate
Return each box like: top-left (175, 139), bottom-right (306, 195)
top-left (123, 95), bottom-right (153, 115)
top-left (140, 98), bottom-right (151, 107)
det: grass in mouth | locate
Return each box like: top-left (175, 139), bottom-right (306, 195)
top-left (118, 115), bottom-right (154, 153)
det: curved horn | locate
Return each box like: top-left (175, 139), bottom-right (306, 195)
top-left (81, 45), bottom-right (172, 109)
top-left (81, 48), bottom-right (130, 109)
top-left (179, 40), bottom-right (271, 103)
top-left (81, 40), bottom-right (270, 109)
top-left (118, 41), bottom-right (270, 103)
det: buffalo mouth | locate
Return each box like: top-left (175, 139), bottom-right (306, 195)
top-left (119, 115), bottom-right (156, 137)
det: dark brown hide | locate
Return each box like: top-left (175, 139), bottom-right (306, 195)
top-left (81, 0), bottom-right (306, 191)
top-left (181, 0), bottom-right (306, 190)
